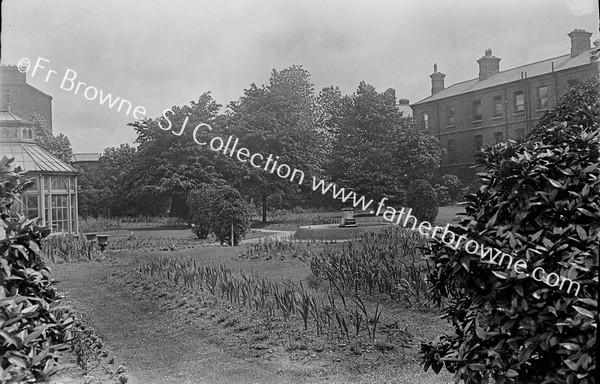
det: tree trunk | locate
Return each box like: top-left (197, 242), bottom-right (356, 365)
top-left (262, 193), bottom-right (267, 223)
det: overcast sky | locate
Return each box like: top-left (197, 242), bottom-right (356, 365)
top-left (1, 0), bottom-right (598, 153)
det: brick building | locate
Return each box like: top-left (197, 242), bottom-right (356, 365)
top-left (411, 29), bottom-right (599, 181)
top-left (0, 65), bottom-right (53, 130)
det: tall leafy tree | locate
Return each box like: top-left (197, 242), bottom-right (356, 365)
top-left (30, 113), bottom-right (72, 163)
top-left (76, 144), bottom-right (163, 217)
top-left (329, 82), bottom-right (443, 206)
top-left (314, 85), bottom-right (344, 180)
top-left (226, 65), bottom-right (326, 221)
top-left (129, 93), bottom-right (241, 219)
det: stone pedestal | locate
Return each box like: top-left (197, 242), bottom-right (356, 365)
top-left (339, 207), bottom-right (357, 227)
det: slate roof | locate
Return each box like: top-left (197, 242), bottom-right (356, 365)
top-left (412, 50), bottom-right (598, 106)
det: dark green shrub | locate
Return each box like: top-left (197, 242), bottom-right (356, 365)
top-left (406, 179), bottom-right (438, 223)
top-left (1, 156), bottom-right (74, 382)
top-left (459, 179), bottom-right (481, 201)
top-left (187, 185), bottom-right (217, 239)
top-left (187, 184), bottom-right (250, 245)
top-left (441, 174), bottom-right (463, 201)
top-left (435, 174), bottom-right (465, 205)
top-left (433, 184), bottom-right (451, 206)
top-left (421, 76), bottom-right (599, 384)
top-left (210, 185), bottom-right (251, 246)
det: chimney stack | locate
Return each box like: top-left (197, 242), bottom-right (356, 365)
top-left (568, 29), bottom-right (592, 57)
top-left (430, 63), bottom-right (446, 95)
top-left (477, 49), bottom-right (501, 81)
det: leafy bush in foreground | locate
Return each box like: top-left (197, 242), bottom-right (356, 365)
top-left (1, 157), bottom-right (74, 382)
top-left (421, 76), bottom-right (599, 384)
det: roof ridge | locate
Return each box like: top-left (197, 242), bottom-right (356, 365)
top-left (440, 52), bottom-right (573, 89)
top-left (19, 142), bottom-right (77, 173)
top-left (498, 52), bottom-right (573, 73)
top-left (413, 50), bottom-right (593, 105)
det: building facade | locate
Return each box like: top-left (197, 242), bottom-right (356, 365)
top-left (411, 29), bottom-right (599, 181)
top-left (0, 65), bottom-right (53, 130)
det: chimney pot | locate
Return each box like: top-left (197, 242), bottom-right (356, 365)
top-left (430, 64), bottom-right (446, 95)
top-left (477, 50), bottom-right (501, 81)
top-left (568, 29), bottom-right (592, 57)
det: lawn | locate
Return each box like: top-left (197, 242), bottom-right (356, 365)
top-left (434, 205), bottom-right (465, 226)
top-left (48, 208), bottom-right (463, 384)
top-left (253, 205), bottom-right (465, 231)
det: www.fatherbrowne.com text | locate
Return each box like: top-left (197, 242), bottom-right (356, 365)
top-left (19, 57), bottom-right (581, 297)
top-left (157, 116), bottom-right (581, 297)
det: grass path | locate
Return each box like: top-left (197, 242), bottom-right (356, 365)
top-left (51, 254), bottom-right (453, 384)
top-left (52, 258), bottom-right (296, 384)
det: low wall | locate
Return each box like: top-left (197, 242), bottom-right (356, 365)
top-left (293, 222), bottom-right (392, 241)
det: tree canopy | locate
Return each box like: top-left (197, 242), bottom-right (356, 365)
top-left (128, 93), bottom-right (240, 219)
top-left (78, 66), bottom-right (445, 221)
top-left (328, 82), bottom-right (443, 206)
top-left (30, 113), bottom-right (72, 163)
top-left (225, 65), bottom-right (327, 220)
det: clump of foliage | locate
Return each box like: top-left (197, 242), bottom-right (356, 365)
top-left (70, 319), bottom-right (104, 374)
top-left (406, 179), bottom-right (438, 223)
top-left (239, 238), bottom-right (307, 260)
top-left (459, 179), bottom-right (481, 200)
top-left (187, 185), bottom-right (216, 239)
top-left (434, 174), bottom-right (464, 205)
top-left (308, 227), bottom-right (431, 306)
top-left (0, 156), bottom-right (74, 382)
top-left (137, 255), bottom-right (391, 343)
top-left (210, 185), bottom-right (251, 246)
top-left (30, 113), bottom-right (73, 163)
top-left (328, 83), bottom-right (443, 207)
top-left (187, 184), bottom-right (250, 245)
top-left (421, 76), bottom-right (599, 383)
top-left (42, 234), bottom-right (98, 262)
top-left (433, 185), bottom-right (450, 206)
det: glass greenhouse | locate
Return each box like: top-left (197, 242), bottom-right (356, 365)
top-left (0, 110), bottom-right (79, 233)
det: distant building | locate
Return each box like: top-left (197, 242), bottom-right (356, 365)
top-left (72, 152), bottom-right (101, 167)
top-left (411, 29), bottom-right (599, 181)
top-left (0, 65), bottom-right (53, 130)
